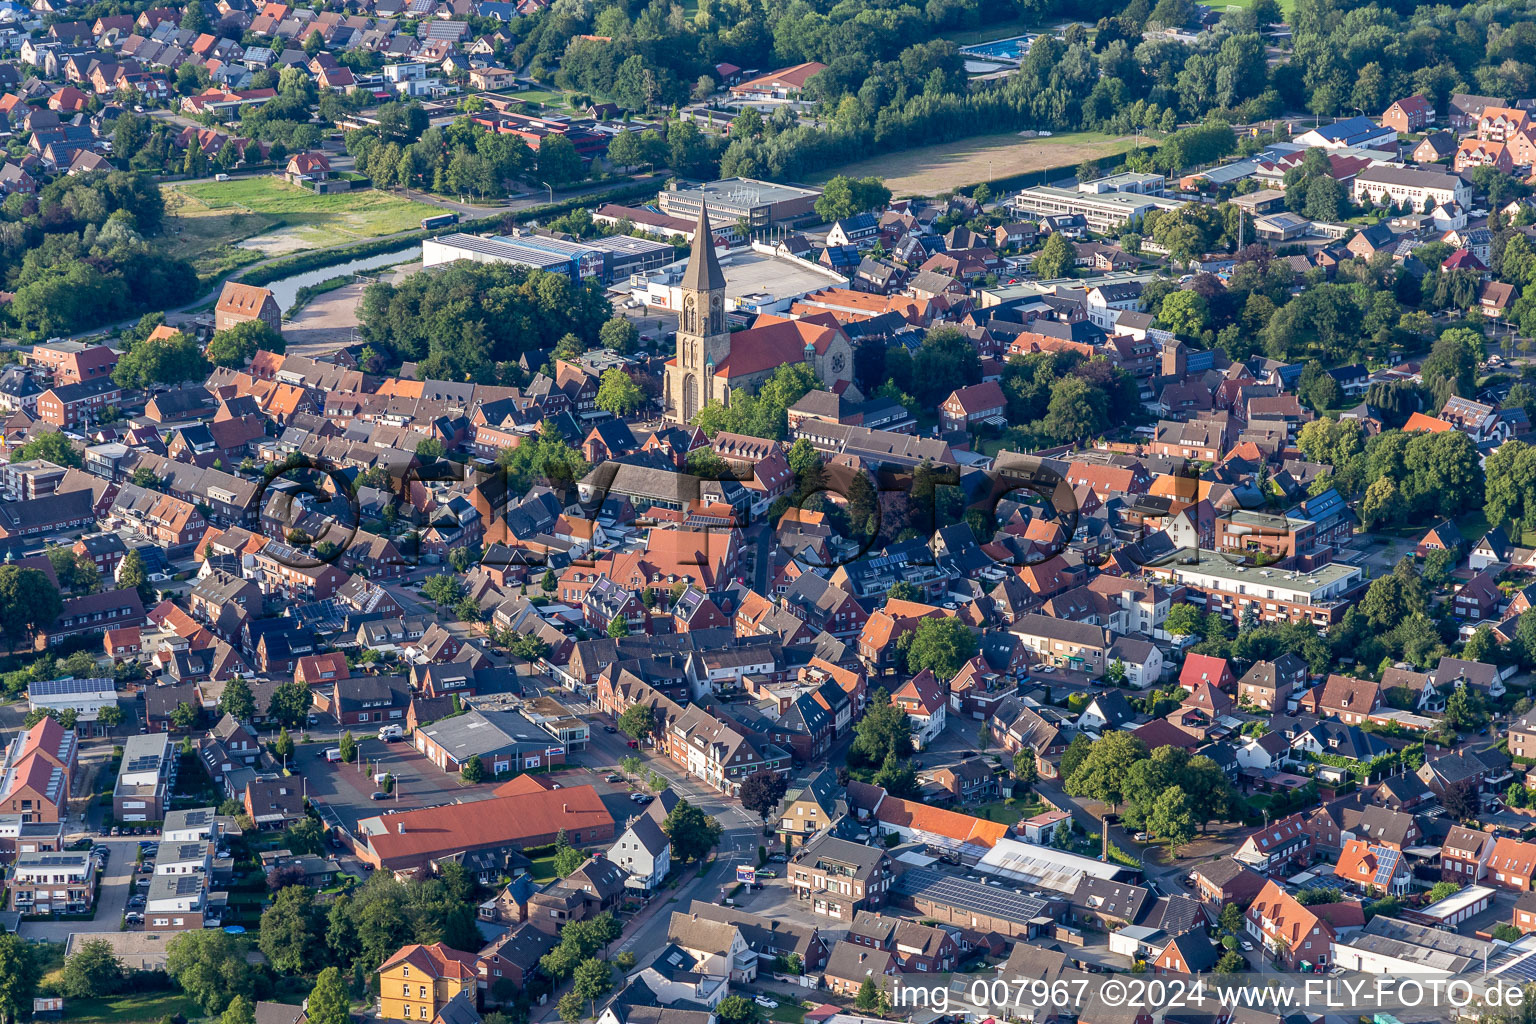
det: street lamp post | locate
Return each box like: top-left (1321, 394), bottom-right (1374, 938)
top-left (540, 180), bottom-right (553, 204)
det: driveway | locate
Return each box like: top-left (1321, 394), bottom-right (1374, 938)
top-left (19, 837), bottom-right (140, 942)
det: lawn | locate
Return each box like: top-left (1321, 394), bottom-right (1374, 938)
top-left (767, 1004), bottom-right (807, 1024)
top-left (161, 177), bottom-right (441, 274)
top-left (60, 993), bottom-right (203, 1024)
top-left (811, 130), bottom-right (1135, 196)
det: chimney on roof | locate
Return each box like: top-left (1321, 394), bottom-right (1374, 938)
top-left (563, 803), bottom-right (568, 812)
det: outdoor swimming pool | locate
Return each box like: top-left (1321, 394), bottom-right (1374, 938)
top-left (960, 34), bottom-right (1035, 61)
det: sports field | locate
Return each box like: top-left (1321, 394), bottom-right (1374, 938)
top-left (812, 130), bottom-right (1135, 196)
top-left (161, 176), bottom-right (440, 273)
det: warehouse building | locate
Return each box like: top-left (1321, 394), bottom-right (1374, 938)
top-left (657, 178), bottom-right (823, 229)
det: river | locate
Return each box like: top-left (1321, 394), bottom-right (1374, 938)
top-left (266, 245), bottom-right (420, 312)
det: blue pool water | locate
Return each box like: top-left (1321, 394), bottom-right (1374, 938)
top-left (960, 34), bottom-right (1034, 60)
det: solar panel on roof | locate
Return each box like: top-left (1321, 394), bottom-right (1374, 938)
top-left (895, 868), bottom-right (1050, 926)
top-left (1373, 847), bottom-right (1401, 887)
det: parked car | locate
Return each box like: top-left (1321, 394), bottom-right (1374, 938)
top-left (1133, 831), bottom-right (1149, 842)
top-left (605, 773), bottom-right (622, 782)
top-left (631, 793), bottom-right (653, 805)
top-left (754, 997), bottom-right (779, 1009)
top-left (755, 869), bottom-right (777, 878)
top-left (324, 747), bottom-right (343, 763)
top-left (603, 725), bottom-right (618, 733)
top-left (371, 791), bottom-right (388, 800)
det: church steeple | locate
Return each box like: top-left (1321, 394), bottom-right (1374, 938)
top-left (681, 205), bottom-right (726, 294)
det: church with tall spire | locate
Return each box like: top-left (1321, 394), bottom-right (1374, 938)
top-left (663, 205), bottom-right (860, 424)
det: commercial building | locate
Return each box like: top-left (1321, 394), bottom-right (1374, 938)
top-left (413, 709), bottom-right (568, 776)
top-left (1144, 548), bottom-right (1365, 627)
top-left (1010, 186), bottom-right (1186, 233)
top-left (657, 178), bottom-right (822, 230)
top-left (28, 676), bottom-right (117, 724)
top-left (422, 231), bottom-right (673, 285)
top-left (355, 776), bottom-right (614, 874)
top-left (1351, 165), bottom-right (1472, 210)
top-left (113, 732), bottom-right (176, 823)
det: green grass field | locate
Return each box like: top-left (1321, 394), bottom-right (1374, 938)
top-left (161, 177), bottom-right (441, 274)
top-left (58, 993), bottom-right (203, 1024)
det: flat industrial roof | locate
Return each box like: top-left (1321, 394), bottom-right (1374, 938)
top-left (1167, 548), bottom-right (1361, 589)
top-left (669, 177), bottom-right (822, 205)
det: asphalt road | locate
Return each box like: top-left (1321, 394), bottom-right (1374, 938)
top-left (19, 836), bottom-right (141, 942)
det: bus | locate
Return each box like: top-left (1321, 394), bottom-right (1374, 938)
top-left (420, 212), bottom-right (460, 230)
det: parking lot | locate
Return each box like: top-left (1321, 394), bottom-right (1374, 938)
top-left (294, 736), bottom-right (494, 834)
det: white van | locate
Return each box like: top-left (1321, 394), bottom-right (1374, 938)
top-left (324, 747), bottom-right (342, 763)
top-left (378, 725), bottom-right (404, 742)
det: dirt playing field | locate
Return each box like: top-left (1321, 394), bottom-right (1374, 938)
top-left (813, 130), bottom-right (1135, 196)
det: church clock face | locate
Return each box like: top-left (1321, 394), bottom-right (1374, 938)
top-left (831, 353), bottom-right (845, 375)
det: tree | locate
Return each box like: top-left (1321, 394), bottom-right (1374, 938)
top-left (1059, 733), bottom-right (1093, 783)
top-left (422, 573), bottom-right (465, 609)
top-left (596, 367), bottom-right (645, 417)
top-left (1427, 881), bottom-right (1462, 903)
top-left (461, 754), bottom-right (486, 783)
top-left (221, 997), bottom-right (255, 1024)
top-left (284, 817), bottom-right (325, 856)
top-left (848, 689), bottom-right (913, 767)
top-left (306, 967), bottom-right (350, 1024)
top-left (1164, 604), bottom-right (1203, 636)
top-left (98, 704), bottom-right (123, 729)
top-left (1445, 685), bottom-right (1489, 731)
top-left (0, 934), bottom-right (37, 1024)
top-left (416, 437), bottom-right (446, 459)
top-left (538, 134), bottom-right (583, 187)
top-left (165, 930), bottom-right (254, 1014)
top-left (9, 430), bottom-right (81, 469)
top-left (607, 615), bottom-right (631, 638)
top-left (1219, 903), bottom-right (1244, 935)
top-left (573, 958), bottom-right (614, 1016)
top-left (1065, 732), bottom-right (1148, 810)
top-left (1013, 749), bottom-right (1038, 791)
top-left (553, 829), bottom-right (586, 877)
top-left (904, 616), bottom-right (979, 680)
top-left (170, 701), bottom-right (198, 731)
top-left (206, 320), bottom-right (283, 368)
top-left (257, 885), bottom-right (320, 974)
top-left (557, 993), bottom-right (584, 1024)
top-left (0, 566), bottom-right (63, 647)
top-left (114, 547), bottom-right (152, 605)
top-left (1215, 951), bottom-right (1246, 975)
top-left (267, 681), bottom-right (311, 729)
top-left (854, 977), bottom-right (881, 1012)
top-left (1042, 375), bottom-right (1107, 443)
top-left (219, 677), bottom-right (256, 721)
top-left (599, 316), bottom-right (639, 354)
top-left (1145, 788), bottom-right (1196, 856)
top-left (338, 730), bottom-right (357, 764)
top-left (662, 799), bottom-right (722, 862)
top-left (715, 996), bottom-right (757, 1024)
top-left (814, 175), bottom-right (891, 222)
top-left (739, 769), bottom-right (789, 824)
top-left (607, 130), bottom-right (645, 171)
top-left (58, 939), bottom-right (123, 999)
top-left (1033, 232), bottom-right (1074, 279)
